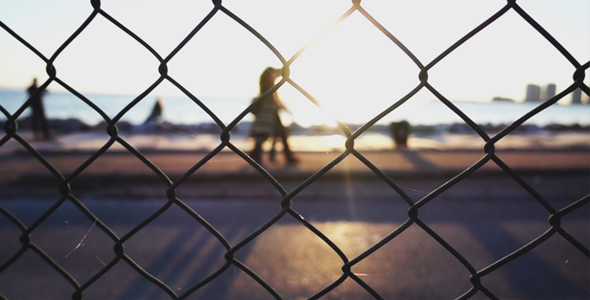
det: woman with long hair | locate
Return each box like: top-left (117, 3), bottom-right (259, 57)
top-left (249, 67), bottom-right (297, 164)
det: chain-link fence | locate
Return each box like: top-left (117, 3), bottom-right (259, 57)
top-left (1, 0), bottom-right (589, 299)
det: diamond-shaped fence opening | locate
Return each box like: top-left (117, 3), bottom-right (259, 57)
top-left (0, 1), bottom-right (589, 300)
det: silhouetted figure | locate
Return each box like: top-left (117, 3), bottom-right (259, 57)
top-left (249, 67), bottom-right (298, 165)
top-left (390, 120), bottom-right (410, 148)
top-left (27, 78), bottom-right (50, 140)
top-left (141, 98), bottom-right (163, 132)
top-left (144, 98), bottom-right (163, 124)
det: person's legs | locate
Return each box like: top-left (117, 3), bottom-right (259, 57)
top-left (31, 109), bottom-right (48, 140)
top-left (40, 112), bottom-right (50, 140)
top-left (273, 114), bottom-right (297, 163)
top-left (250, 135), bottom-right (267, 164)
top-left (278, 126), bottom-right (297, 163)
top-left (269, 135), bottom-right (277, 163)
top-left (31, 114), bottom-right (41, 140)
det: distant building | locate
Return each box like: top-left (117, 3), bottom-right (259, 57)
top-left (543, 83), bottom-right (556, 101)
top-left (571, 88), bottom-right (582, 104)
top-left (525, 84), bottom-right (541, 102)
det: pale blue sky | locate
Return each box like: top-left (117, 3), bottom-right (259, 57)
top-left (0, 0), bottom-right (588, 118)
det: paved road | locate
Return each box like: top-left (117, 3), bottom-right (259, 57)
top-left (1, 147), bottom-right (588, 299)
top-left (0, 173), bottom-right (588, 300)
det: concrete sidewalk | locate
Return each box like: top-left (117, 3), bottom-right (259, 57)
top-left (1, 148), bottom-right (588, 184)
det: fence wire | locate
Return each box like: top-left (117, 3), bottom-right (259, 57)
top-left (0, 0), bottom-right (589, 299)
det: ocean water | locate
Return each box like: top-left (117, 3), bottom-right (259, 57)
top-left (1, 89), bottom-right (588, 128)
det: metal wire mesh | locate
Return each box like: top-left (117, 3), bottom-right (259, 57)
top-left (0, 0), bottom-right (589, 299)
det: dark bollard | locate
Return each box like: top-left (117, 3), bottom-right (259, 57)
top-left (390, 121), bottom-right (410, 148)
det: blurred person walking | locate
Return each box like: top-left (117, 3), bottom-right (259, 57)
top-left (27, 78), bottom-right (50, 140)
top-left (249, 67), bottom-right (298, 165)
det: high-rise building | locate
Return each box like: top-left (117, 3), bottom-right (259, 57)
top-left (525, 84), bottom-right (541, 102)
top-left (571, 88), bottom-right (582, 104)
top-left (543, 84), bottom-right (556, 101)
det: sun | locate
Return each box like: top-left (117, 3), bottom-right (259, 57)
top-left (275, 12), bottom-right (421, 128)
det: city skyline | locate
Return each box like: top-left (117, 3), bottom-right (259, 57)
top-left (524, 82), bottom-right (587, 104)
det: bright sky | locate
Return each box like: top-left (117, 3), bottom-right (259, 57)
top-left (0, 0), bottom-right (588, 125)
